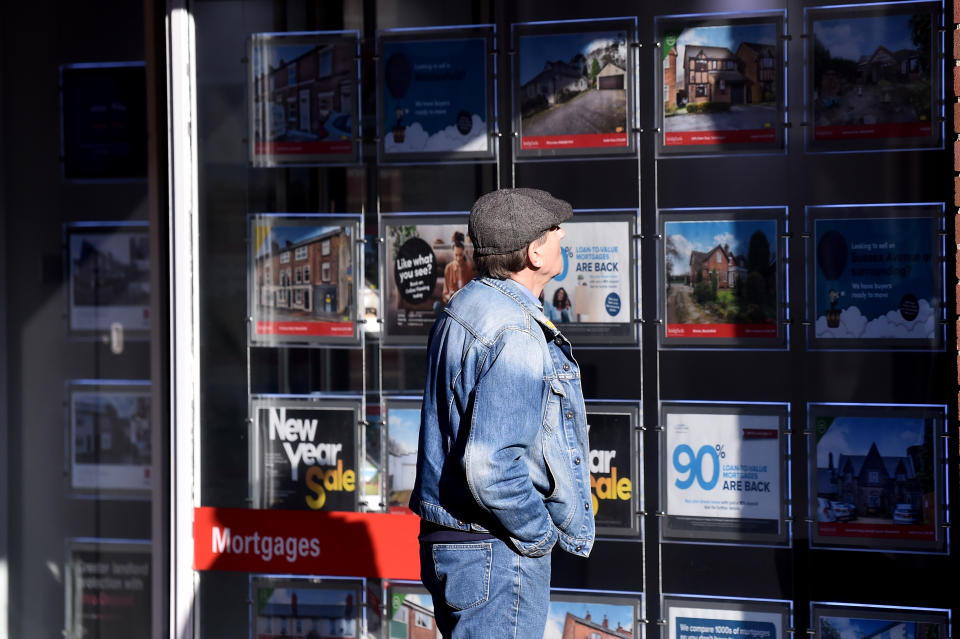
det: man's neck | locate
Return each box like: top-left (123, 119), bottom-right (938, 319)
top-left (508, 268), bottom-right (548, 300)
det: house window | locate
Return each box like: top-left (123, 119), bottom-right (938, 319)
top-left (710, 60), bottom-right (717, 69)
top-left (762, 57), bottom-right (774, 68)
top-left (392, 606), bottom-right (407, 623)
top-left (716, 252), bottom-right (722, 263)
top-left (295, 246), bottom-right (308, 260)
top-left (287, 66), bottom-right (296, 86)
top-left (295, 289), bottom-right (303, 305)
top-left (868, 471), bottom-right (879, 483)
top-left (719, 79), bottom-right (726, 91)
top-left (322, 262), bottom-right (331, 282)
top-left (321, 239), bottom-right (331, 256)
top-left (696, 85), bottom-right (706, 97)
top-left (280, 251), bottom-right (290, 264)
top-left (264, 263), bottom-right (272, 284)
top-left (303, 264), bottom-right (310, 282)
top-left (295, 267), bottom-right (302, 284)
top-left (727, 60), bottom-right (735, 69)
top-left (414, 612), bottom-right (432, 629)
top-left (317, 47), bottom-right (333, 76)
top-left (695, 59), bottom-right (707, 71)
top-left (589, 633), bottom-right (602, 639)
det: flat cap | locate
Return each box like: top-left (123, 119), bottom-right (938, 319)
top-left (468, 188), bottom-right (573, 257)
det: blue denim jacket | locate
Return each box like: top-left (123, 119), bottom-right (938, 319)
top-left (410, 277), bottom-right (595, 558)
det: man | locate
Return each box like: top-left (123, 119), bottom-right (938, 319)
top-left (410, 188), bottom-right (594, 638)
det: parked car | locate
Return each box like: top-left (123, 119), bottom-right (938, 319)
top-left (817, 497), bottom-right (836, 522)
top-left (892, 503), bottom-right (919, 524)
top-left (830, 501), bottom-right (855, 521)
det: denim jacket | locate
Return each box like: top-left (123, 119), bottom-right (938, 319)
top-left (410, 277), bottom-right (595, 558)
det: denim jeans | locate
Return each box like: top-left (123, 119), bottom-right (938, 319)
top-left (420, 537), bottom-right (551, 638)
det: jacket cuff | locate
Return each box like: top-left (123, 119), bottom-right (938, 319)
top-left (510, 524), bottom-right (558, 558)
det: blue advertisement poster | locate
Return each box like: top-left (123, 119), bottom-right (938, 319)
top-left (813, 215), bottom-right (938, 343)
top-left (381, 36), bottom-right (491, 157)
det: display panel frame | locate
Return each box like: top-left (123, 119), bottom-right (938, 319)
top-left (803, 1), bottom-right (943, 153)
top-left (384, 579), bottom-right (441, 638)
top-left (248, 30), bottom-right (362, 167)
top-left (810, 602), bottom-right (949, 639)
top-left (384, 395), bottom-right (423, 515)
top-left (59, 61), bottom-right (148, 183)
top-left (654, 10), bottom-right (787, 157)
top-left (511, 16), bottom-right (639, 161)
top-left (804, 203), bottom-right (945, 351)
top-left (546, 588), bottom-right (644, 639)
top-left (249, 575), bottom-right (365, 639)
top-left (248, 213), bottom-right (363, 348)
top-left (64, 538), bottom-right (152, 639)
top-left (663, 594), bottom-right (792, 639)
top-left (586, 399), bottom-right (643, 538)
top-left (376, 24), bottom-right (497, 164)
top-left (63, 221), bottom-right (151, 341)
top-left (543, 209), bottom-right (640, 346)
top-left (658, 207), bottom-right (788, 349)
top-left (65, 379), bottom-right (152, 500)
top-left (660, 401), bottom-right (791, 546)
top-left (380, 211), bottom-right (470, 346)
top-left (806, 402), bottom-right (948, 553)
top-left (249, 394), bottom-right (363, 513)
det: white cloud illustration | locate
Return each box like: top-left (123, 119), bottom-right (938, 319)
top-left (384, 116), bottom-right (488, 153)
top-left (816, 299), bottom-right (936, 339)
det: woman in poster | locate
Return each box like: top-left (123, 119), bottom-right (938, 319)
top-left (546, 286), bottom-right (573, 323)
top-left (441, 231), bottom-right (474, 304)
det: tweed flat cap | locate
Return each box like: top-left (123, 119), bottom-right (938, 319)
top-left (468, 188), bottom-right (573, 257)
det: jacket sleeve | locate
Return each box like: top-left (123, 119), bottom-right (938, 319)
top-left (464, 327), bottom-right (557, 557)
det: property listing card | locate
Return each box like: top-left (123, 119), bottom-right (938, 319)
top-left (661, 210), bottom-right (783, 348)
top-left (249, 214), bottom-right (360, 346)
top-left (513, 18), bottom-right (636, 158)
top-left (380, 29), bottom-right (494, 160)
top-left (666, 600), bottom-right (787, 639)
top-left (66, 541), bottom-right (151, 639)
top-left (249, 31), bottom-right (360, 165)
top-left (545, 592), bottom-right (640, 639)
top-left (810, 405), bottom-right (943, 551)
top-left (658, 14), bottom-right (784, 153)
top-left (253, 578), bottom-right (362, 639)
top-left (810, 207), bottom-right (941, 349)
top-left (808, 3), bottom-right (940, 150)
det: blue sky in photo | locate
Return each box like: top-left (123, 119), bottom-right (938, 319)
top-left (672, 23), bottom-right (777, 83)
top-left (544, 601), bottom-right (634, 639)
top-left (263, 587), bottom-right (355, 607)
top-left (388, 407), bottom-right (421, 454)
top-left (664, 218), bottom-right (777, 276)
top-left (814, 13), bottom-right (916, 61)
top-left (267, 225), bottom-right (341, 247)
top-left (816, 415), bottom-right (927, 466)
top-left (822, 616), bottom-right (916, 639)
top-left (518, 30), bottom-right (625, 84)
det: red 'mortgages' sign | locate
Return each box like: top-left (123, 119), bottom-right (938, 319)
top-left (193, 507), bottom-right (421, 579)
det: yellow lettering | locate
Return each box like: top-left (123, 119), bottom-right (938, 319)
top-left (305, 466), bottom-right (326, 509)
top-left (616, 477), bottom-right (632, 501)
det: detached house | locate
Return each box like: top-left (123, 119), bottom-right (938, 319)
top-left (688, 244), bottom-right (746, 288)
top-left (818, 441), bottom-right (926, 517)
top-left (683, 45), bottom-right (749, 104)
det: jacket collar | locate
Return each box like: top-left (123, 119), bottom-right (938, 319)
top-left (480, 277), bottom-right (564, 340)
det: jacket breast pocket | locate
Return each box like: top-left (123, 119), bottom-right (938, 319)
top-left (541, 379), bottom-right (566, 433)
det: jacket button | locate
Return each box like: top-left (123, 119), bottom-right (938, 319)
top-left (563, 363), bottom-right (570, 371)
top-left (575, 545), bottom-right (582, 552)
top-left (565, 411), bottom-right (573, 419)
top-left (554, 336), bottom-right (563, 345)
top-left (574, 457), bottom-right (581, 465)
top-left (584, 502), bottom-right (590, 510)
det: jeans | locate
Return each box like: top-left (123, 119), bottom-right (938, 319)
top-left (420, 537), bottom-right (551, 638)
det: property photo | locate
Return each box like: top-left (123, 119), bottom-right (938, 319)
top-left (517, 27), bottom-right (629, 149)
top-left (811, 9), bottom-right (933, 141)
top-left (661, 20), bottom-right (780, 146)
top-left (664, 217), bottom-right (778, 338)
top-left (544, 597), bottom-right (636, 639)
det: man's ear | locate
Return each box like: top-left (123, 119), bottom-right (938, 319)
top-left (527, 241), bottom-right (543, 269)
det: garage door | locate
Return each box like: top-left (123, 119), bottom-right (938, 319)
top-left (599, 75), bottom-right (624, 90)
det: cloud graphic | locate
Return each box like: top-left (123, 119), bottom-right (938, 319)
top-left (816, 299), bottom-right (936, 339)
top-left (385, 116), bottom-right (489, 153)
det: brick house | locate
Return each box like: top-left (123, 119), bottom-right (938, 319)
top-left (688, 244), bottom-right (746, 288)
top-left (259, 42), bottom-right (354, 139)
top-left (390, 596), bottom-right (438, 638)
top-left (256, 227), bottom-right (353, 317)
top-left (683, 45), bottom-right (748, 104)
top-left (735, 42), bottom-right (777, 103)
top-left (561, 611), bottom-right (632, 639)
top-left (818, 440), bottom-right (926, 517)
